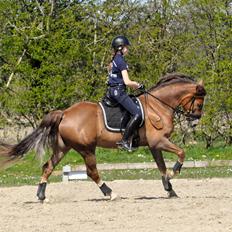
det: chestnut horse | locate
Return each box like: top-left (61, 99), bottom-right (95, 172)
top-left (0, 73), bottom-right (206, 200)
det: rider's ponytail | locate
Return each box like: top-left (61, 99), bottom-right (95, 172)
top-left (107, 50), bottom-right (124, 73)
top-left (107, 50), bottom-right (117, 73)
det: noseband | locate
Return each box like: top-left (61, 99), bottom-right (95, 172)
top-left (181, 96), bottom-right (201, 120)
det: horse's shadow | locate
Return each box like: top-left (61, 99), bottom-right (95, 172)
top-left (22, 195), bottom-right (172, 204)
top-left (23, 200), bottom-right (44, 204)
top-left (86, 195), bottom-right (171, 202)
top-left (135, 196), bottom-right (169, 200)
top-left (86, 197), bottom-right (128, 202)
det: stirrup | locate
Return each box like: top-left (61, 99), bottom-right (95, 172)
top-left (116, 139), bottom-right (136, 152)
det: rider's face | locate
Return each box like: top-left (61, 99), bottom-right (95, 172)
top-left (122, 46), bottom-right (129, 55)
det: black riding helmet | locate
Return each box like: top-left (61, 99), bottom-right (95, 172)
top-left (111, 35), bottom-right (130, 50)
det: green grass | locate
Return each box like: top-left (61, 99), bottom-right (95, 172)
top-left (0, 143), bottom-right (232, 186)
top-left (48, 143), bottom-right (232, 167)
top-left (100, 166), bottom-right (232, 180)
top-left (1, 167), bottom-right (232, 187)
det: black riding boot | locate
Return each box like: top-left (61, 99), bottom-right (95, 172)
top-left (117, 114), bottom-right (142, 151)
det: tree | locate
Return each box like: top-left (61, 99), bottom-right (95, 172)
top-left (0, 0), bottom-right (231, 147)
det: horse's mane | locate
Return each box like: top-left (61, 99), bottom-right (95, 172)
top-left (149, 73), bottom-right (195, 91)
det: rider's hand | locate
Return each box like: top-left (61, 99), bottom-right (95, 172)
top-left (138, 83), bottom-right (145, 90)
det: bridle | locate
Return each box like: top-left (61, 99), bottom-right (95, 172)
top-left (141, 89), bottom-right (203, 121)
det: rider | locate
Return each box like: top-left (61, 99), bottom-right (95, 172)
top-left (107, 35), bottom-right (143, 151)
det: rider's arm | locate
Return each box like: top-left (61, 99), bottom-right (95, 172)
top-left (122, 70), bottom-right (139, 89)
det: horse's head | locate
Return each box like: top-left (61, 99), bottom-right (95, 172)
top-left (148, 74), bottom-right (207, 123)
top-left (180, 80), bottom-right (206, 121)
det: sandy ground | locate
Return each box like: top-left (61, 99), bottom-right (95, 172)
top-left (0, 178), bottom-right (232, 232)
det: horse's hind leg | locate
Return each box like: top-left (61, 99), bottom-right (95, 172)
top-left (79, 149), bottom-right (118, 200)
top-left (150, 148), bottom-right (178, 198)
top-left (37, 147), bottom-right (70, 201)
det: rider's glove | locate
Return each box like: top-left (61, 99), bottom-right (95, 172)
top-left (138, 83), bottom-right (145, 91)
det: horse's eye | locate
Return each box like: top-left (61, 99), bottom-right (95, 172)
top-left (197, 104), bottom-right (203, 110)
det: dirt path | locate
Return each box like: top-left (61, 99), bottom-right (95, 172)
top-left (0, 178), bottom-right (232, 232)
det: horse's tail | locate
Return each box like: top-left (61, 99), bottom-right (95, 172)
top-left (0, 110), bottom-right (63, 167)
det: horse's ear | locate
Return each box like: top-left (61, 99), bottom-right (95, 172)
top-left (198, 80), bottom-right (204, 86)
top-left (196, 84), bottom-right (206, 96)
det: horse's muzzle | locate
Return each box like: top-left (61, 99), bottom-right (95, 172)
top-left (186, 113), bottom-right (201, 121)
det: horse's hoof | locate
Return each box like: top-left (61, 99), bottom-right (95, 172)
top-left (37, 197), bottom-right (49, 203)
top-left (167, 190), bottom-right (178, 198)
top-left (37, 197), bottom-right (44, 203)
top-left (110, 192), bottom-right (120, 201)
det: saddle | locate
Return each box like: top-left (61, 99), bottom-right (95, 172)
top-left (99, 94), bottom-right (144, 133)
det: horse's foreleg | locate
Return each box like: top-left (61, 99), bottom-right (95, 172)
top-left (37, 148), bottom-right (69, 201)
top-left (82, 150), bottom-right (118, 200)
top-left (158, 138), bottom-right (185, 178)
top-left (150, 149), bottom-right (167, 175)
top-left (150, 148), bottom-right (178, 198)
